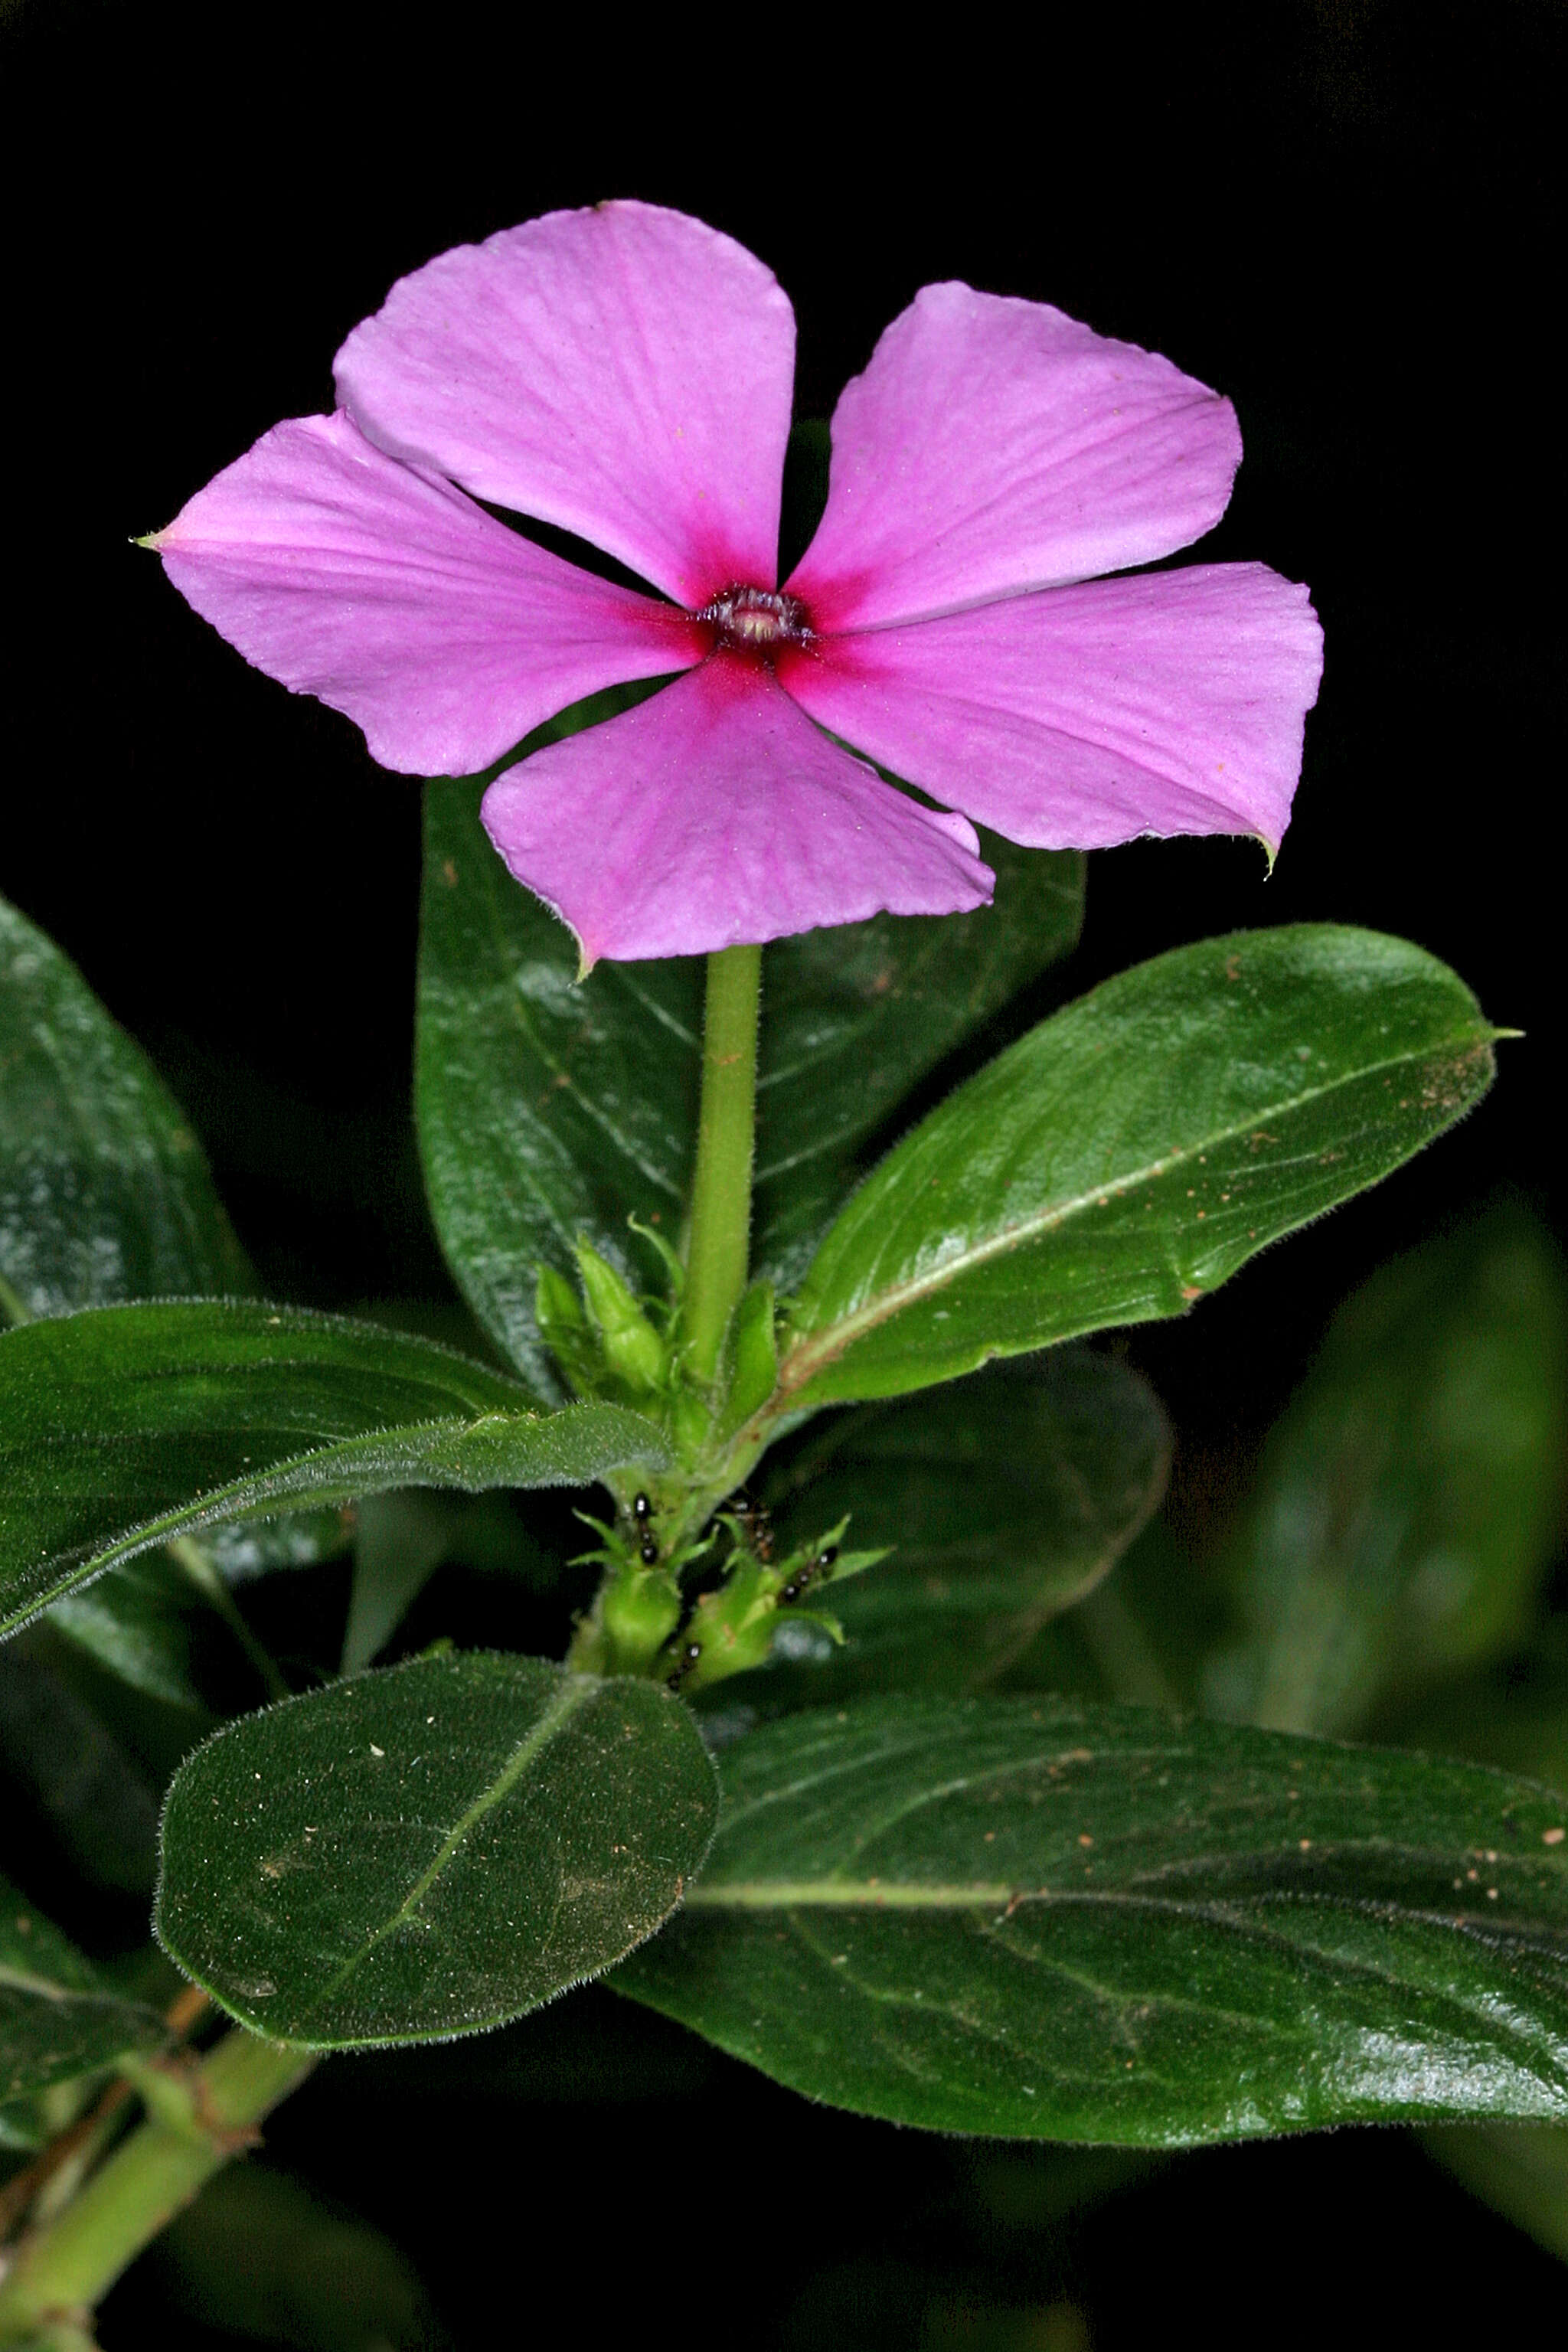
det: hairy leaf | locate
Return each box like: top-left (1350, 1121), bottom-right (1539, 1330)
top-left (619, 1695), bottom-right (1568, 2143)
top-left (157, 1652), bottom-right (718, 2047)
top-left (779, 926), bottom-right (1498, 1409)
top-left (0, 1301), bottom-right (668, 1637)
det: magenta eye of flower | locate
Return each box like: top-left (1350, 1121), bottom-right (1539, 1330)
top-left (697, 585), bottom-right (812, 655)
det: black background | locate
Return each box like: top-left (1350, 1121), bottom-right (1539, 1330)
top-left (2, 2), bottom-right (1563, 2343)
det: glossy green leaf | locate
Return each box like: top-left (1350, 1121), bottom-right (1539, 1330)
top-left (416, 781), bottom-right (1081, 1385)
top-left (748, 1351), bottom-right (1168, 1705)
top-left (619, 1694), bottom-right (1568, 2144)
top-left (0, 1301), bottom-right (669, 1638)
top-left (0, 892), bottom-right (250, 1325)
top-left (779, 926), bottom-right (1499, 1410)
top-left (1203, 1206), bottom-right (1568, 1738)
top-left (156, 1651), bottom-right (719, 2047)
top-left (2, 1870), bottom-right (161, 2102)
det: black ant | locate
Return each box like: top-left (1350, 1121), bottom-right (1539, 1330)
top-left (666, 1640), bottom-right (702, 1690)
top-left (632, 1492), bottom-right (659, 1566)
top-left (733, 1494), bottom-right (775, 1565)
top-left (779, 1545), bottom-right (838, 1605)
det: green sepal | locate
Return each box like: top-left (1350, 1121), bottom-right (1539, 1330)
top-left (573, 1241), bottom-right (668, 1394)
top-left (717, 1280), bottom-right (779, 1439)
top-left (534, 1263), bottom-right (603, 1396)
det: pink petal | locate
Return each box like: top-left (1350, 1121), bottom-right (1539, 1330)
top-left (780, 564), bottom-right (1324, 854)
top-left (480, 655), bottom-right (993, 967)
top-left (335, 203), bottom-right (795, 612)
top-left (786, 283), bottom-right (1243, 632)
top-left (151, 412), bottom-right (703, 775)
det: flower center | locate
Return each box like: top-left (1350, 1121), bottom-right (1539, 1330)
top-left (698, 585), bottom-right (812, 655)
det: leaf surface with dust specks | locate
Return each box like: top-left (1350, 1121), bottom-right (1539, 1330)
top-left (617, 1695), bottom-right (1568, 2143)
top-left (157, 1652), bottom-right (718, 2047)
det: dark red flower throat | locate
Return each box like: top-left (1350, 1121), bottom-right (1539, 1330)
top-left (697, 585), bottom-right (812, 661)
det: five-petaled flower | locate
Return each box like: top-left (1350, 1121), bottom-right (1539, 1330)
top-left (149, 203), bottom-right (1322, 967)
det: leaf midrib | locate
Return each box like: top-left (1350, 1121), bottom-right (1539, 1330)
top-left (296, 1674), bottom-right (597, 2028)
top-left (776, 1025), bottom-right (1490, 1395)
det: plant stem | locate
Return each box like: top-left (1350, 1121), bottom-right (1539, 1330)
top-left (0, 2029), bottom-right (314, 2339)
top-left (681, 943), bottom-right (763, 1385)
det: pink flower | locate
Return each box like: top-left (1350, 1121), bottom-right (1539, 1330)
top-left (151, 203), bottom-right (1322, 968)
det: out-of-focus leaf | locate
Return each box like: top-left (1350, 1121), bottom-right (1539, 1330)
top-left (151, 2162), bottom-right (439, 2350)
top-left (202, 1510), bottom-right (356, 1586)
top-left (748, 1352), bottom-right (1168, 1705)
top-left (156, 1652), bottom-right (719, 2048)
top-left (619, 1694), bottom-right (1568, 2143)
top-left (779, 927), bottom-right (1499, 1410)
top-left (46, 1552), bottom-right (204, 1710)
top-left (1426, 2122), bottom-right (1568, 2266)
top-left (0, 1638), bottom-right (162, 1893)
top-left (0, 1301), bottom-right (669, 1636)
top-left (1, 1869), bottom-right (160, 2103)
top-left (0, 892), bottom-right (250, 1323)
top-left (1202, 1205), bottom-right (1568, 1738)
top-left (341, 1491), bottom-right (458, 1674)
top-left (416, 780), bottom-right (1080, 1387)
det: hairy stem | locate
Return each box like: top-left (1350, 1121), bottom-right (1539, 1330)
top-left (681, 943), bottom-right (763, 1385)
top-left (0, 2027), bottom-right (314, 2339)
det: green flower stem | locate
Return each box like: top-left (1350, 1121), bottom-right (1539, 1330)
top-left (0, 2029), bottom-right (315, 2340)
top-left (681, 942), bottom-right (763, 1385)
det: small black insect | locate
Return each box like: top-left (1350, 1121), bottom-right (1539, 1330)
top-left (666, 1640), bottom-right (702, 1690)
top-left (779, 1546), bottom-right (838, 1606)
top-left (733, 1494), bottom-right (775, 1565)
top-left (639, 1533), bottom-right (660, 1565)
top-left (632, 1492), bottom-right (653, 1523)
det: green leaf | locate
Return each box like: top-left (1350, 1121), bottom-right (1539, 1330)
top-left (748, 1351), bottom-right (1168, 1704)
top-left (153, 2163), bottom-right (437, 2352)
top-left (618, 1694), bottom-right (1568, 2144)
top-left (341, 1491), bottom-right (457, 1674)
top-left (0, 1638), bottom-right (162, 1892)
top-left (779, 926), bottom-right (1499, 1410)
top-left (0, 893), bottom-right (250, 1325)
top-left (1426, 2122), bottom-right (1568, 2265)
top-left (156, 1651), bottom-right (719, 2047)
top-left (749, 836), bottom-right (1084, 1287)
top-left (2, 1870), bottom-right (161, 2102)
top-left (0, 1300), bottom-right (670, 1638)
top-left (1203, 1205), bottom-right (1568, 1738)
top-left (47, 1551), bottom-right (206, 1710)
top-left (416, 783), bottom-right (1081, 1385)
